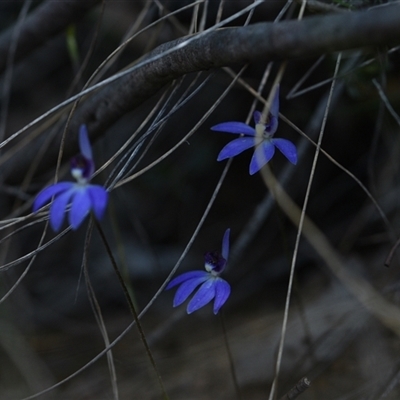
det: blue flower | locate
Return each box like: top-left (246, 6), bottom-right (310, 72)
top-left (166, 229), bottom-right (231, 314)
top-left (33, 125), bottom-right (108, 232)
top-left (211, 86), bottom-right (297, 175)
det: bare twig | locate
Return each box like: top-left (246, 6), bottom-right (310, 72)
top-left (295, 0), bottom-right (349, 13)
top-left (278, 377), bottom-right (311, 400)
top-left (385, 236), bottom-right (400, 267)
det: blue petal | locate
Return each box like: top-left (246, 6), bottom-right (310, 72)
top-left (50, 187), bottom-right (76, 231)
top-left (33, 182), bottom-right (74, 212)
top-left (270, 85), bottom-right (280, 117)
top-left (187, 279), bottom-right (216, 314)
top-left (87, 185), bottom-right (108, 220)
top-left (249, 141), bottom-right (275, 175)
top-left (173, 274), bottom-right (210, 307)
top-left (166, 271), bottom-right (209, 290)
top-left (69, 187), bottom-right (92, 229)
top-left (211, 122), bottom-right (255, 136)
top-left (272, 138), bottom-right (298, 165)
top-left (217, 137), bottom-right (260, 161)
top-left (221, 229), bottom-right (230, 261)
top-left (79, 125), bottom-right (93, 160)
top-left (213, 278), bottom-right (231, 314)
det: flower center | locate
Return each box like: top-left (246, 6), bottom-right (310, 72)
top-left (204, 251), bottom-right (226, 274)
top-left (255, 123), bottom-right (265, 137)
top-left (70, 154), bottom-right (94, 184)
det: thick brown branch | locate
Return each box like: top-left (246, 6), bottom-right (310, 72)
top-left (4, 4), bottom-right (400, 184)
top-left (0, 0), bottom-right (100, 73)
top-left (70, 4), bottom-right (400, 134)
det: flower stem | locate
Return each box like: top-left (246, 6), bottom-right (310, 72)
top-left (83, 222), bottom-right (119, 400)
top-left (94, 219), bottom-right (169, 400)
top-left (220, 312), bottom-right (242, 400)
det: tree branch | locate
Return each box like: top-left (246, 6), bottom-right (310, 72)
top-left (4, 4), bottom-right (400, 184)
top-left (71, 4), bottom-right (400, 134)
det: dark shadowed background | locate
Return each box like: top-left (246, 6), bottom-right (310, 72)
top-left (1, 1), bottom-right (400, 399)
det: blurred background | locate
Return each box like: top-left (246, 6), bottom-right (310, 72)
top-left (1, 0), bottom-right (400, 399)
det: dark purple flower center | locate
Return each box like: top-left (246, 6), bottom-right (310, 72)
top-left (70, 154), bottom-right (94, 182)
top-left (254, 111), bottom-right (277, 138)
top-left (264, 116), bottom-right (274, 130)
top-left (204, 250), bottom-right (226, 274)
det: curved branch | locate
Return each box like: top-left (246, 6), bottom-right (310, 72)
top-left (0, 0), bottom-right (100, 73)
top-left (4, 4), bottom-right (400, 184)
top-left (70, 4), bottom-right (400, 133)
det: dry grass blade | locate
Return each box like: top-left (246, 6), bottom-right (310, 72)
top-left (261, 166), bottom-right (400, 337)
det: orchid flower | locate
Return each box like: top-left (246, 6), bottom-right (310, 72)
top-left (166, 229), bottom-right (231, 314)
top-left (211, 86), bottom-right (297, 175)
top-left (33, 125), bottom-right (108, 232)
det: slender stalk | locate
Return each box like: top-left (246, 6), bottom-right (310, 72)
top-left (267, 52), bottom-right (342, 400)
top-left (94, 219), bottom-right (169, 400)
top-left (83, 222), bottom-right (119, 400)
top-left (220, 312), bottom-right (242, 400)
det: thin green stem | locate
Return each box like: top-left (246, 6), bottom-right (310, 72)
top-left (220, 312), bottom-right (242, 400)
top-left (94, 219), bottom-right (169, 400)
top-left (83, 221), bottom-right (119, 400)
